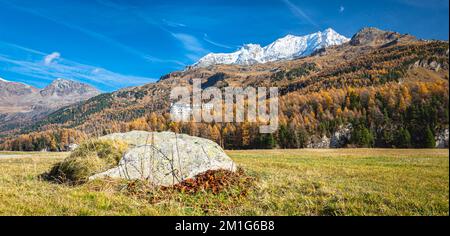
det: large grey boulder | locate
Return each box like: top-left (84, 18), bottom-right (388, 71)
top-left (89, 131), bottom-right (237, 186)
top-left (307, 135), bottom-right (331, 149)
top-left (330, 125), bottom-right (352, 148)
top-left (436, 129), bottom-right (449, 148)
top-left (307, 124), bottom-right (352, 148)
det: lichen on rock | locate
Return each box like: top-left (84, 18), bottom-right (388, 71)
top-left (89, 131), bottom-right (237, 186)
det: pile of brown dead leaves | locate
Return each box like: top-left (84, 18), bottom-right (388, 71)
top-left (123, 168), bottom-right (255, 199)
top-left (86, 168), bottom-right (256, 208)
top-left (164, 168), bottom-right (255, 194)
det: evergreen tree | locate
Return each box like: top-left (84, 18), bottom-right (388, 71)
top-left (297, 128), bottom-right (309, 148)
top-left (424, 126), bottom-right (436, 148)
top-left (395, 128), bottom-right (411, 148)
top-left (278, 125), bottom-right (290, 149)
top-left (258, 133), bottom-right (276, 149)
top-left (360, 128), bottom-right (374, 148)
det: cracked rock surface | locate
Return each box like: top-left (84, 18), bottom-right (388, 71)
top-left (89, 131), bottom-right (237, 186)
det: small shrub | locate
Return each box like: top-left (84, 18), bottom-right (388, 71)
top-left (45, 139), bottom-right (128, 184)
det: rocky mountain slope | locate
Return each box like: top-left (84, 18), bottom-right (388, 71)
top-left (193, 28), bottom-right (349, 67)
top-left (0, 78), bottom-right (100, 135)
top-left (349, 27), bottom-right (416, 46)
top-left (0, 78), bottom-right (39, 113)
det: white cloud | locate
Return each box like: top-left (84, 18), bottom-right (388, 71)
top-left (171, 33), bottom-right (207, 53)
top-left (203, 33), bottom-right (234, 49)
top-left (339, 6), bottom-right (345, 13)
top-left (143, 55), bottom-right (186, 67)
top-left (4, 1), bottom-right (182, 68)
top-left (163, 19), bottom-right (186, 28)
top-left (170, 32), bottom-right (209, 61)
top-left (44, 52), bottom-right (61, 65)
top-left (0, 42), bottom-right (155, 91)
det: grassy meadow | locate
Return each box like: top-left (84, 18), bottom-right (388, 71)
top-left (0, 149), bottom-right (448, 216)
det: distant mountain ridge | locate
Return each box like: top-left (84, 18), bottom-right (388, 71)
top-left (0, 79), bottom-right (38, 100)
top-left (0, 78), bottom-right (100, 134)
top-left (40, 78), bottom-right (100, 98)
top-left (193, 28), bottom-right (350, 67)
top-left (0, 78), bottom-right (99, 111)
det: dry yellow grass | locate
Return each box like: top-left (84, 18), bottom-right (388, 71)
top-left (0, 149), bottom-right (448, 216)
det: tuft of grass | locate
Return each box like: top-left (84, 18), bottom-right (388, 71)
top-left (44, 139), bottom-right (128, 184)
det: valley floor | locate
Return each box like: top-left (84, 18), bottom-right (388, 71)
top-left (0, 149), bottom-right (448, 216)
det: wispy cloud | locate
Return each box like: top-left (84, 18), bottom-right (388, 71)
top-left (95, 0), bottom-right (203, 64)
top-left (282, 0), bottom-right (319, 27)
top-left (95, 0), bottom-right (214, 62)
top-left (144, 55), bottom-right (186, 67)
top-left (44, 52), bottom-right (61, 65)
top-left (203, 33), bottom-right (234, 49)
top-left (163, 19), bottom-right (187, 28)
top-left (0, 41), bottom-right (155, 91)
top-left (339, 6), bottom-right (345, 13)
top-left (170, 32), bottom-right (209, 61)
top-left (1, 0), bottom-right (182, 67)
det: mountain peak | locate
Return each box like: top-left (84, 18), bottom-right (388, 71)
top-left (350, 27), bottom-right (416, 46)
top-left (241, 43), bottom-right (262, 50)
top-left (193, 29), bottom-right (349, 67)
top-left (41, 78), bottom-right (100, 97)
top-left (323, 28), bottom-right (337, 34)
top-left (278, 34), bottom-right (297, 40)
top-left (1, 77), bottom-right (101, 128)
top-left (51, 78), bottom-right (75, 84)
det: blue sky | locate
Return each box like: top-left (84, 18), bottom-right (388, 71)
top-left (0, 0), bottom-right (448, 91)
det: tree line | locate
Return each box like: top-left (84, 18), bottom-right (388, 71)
top-left (1, 79), bottom-right (447, 151)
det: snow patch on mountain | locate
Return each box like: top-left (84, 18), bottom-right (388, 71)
top-left (0, 77), bottom-right (33, 87)
top-left (193, 28), bottom-right (349, 67)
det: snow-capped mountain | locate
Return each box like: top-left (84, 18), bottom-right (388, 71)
top-left (0, 77), bottom-right (34, 88)
top-left (193, 28), bottom-right (350, 67)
